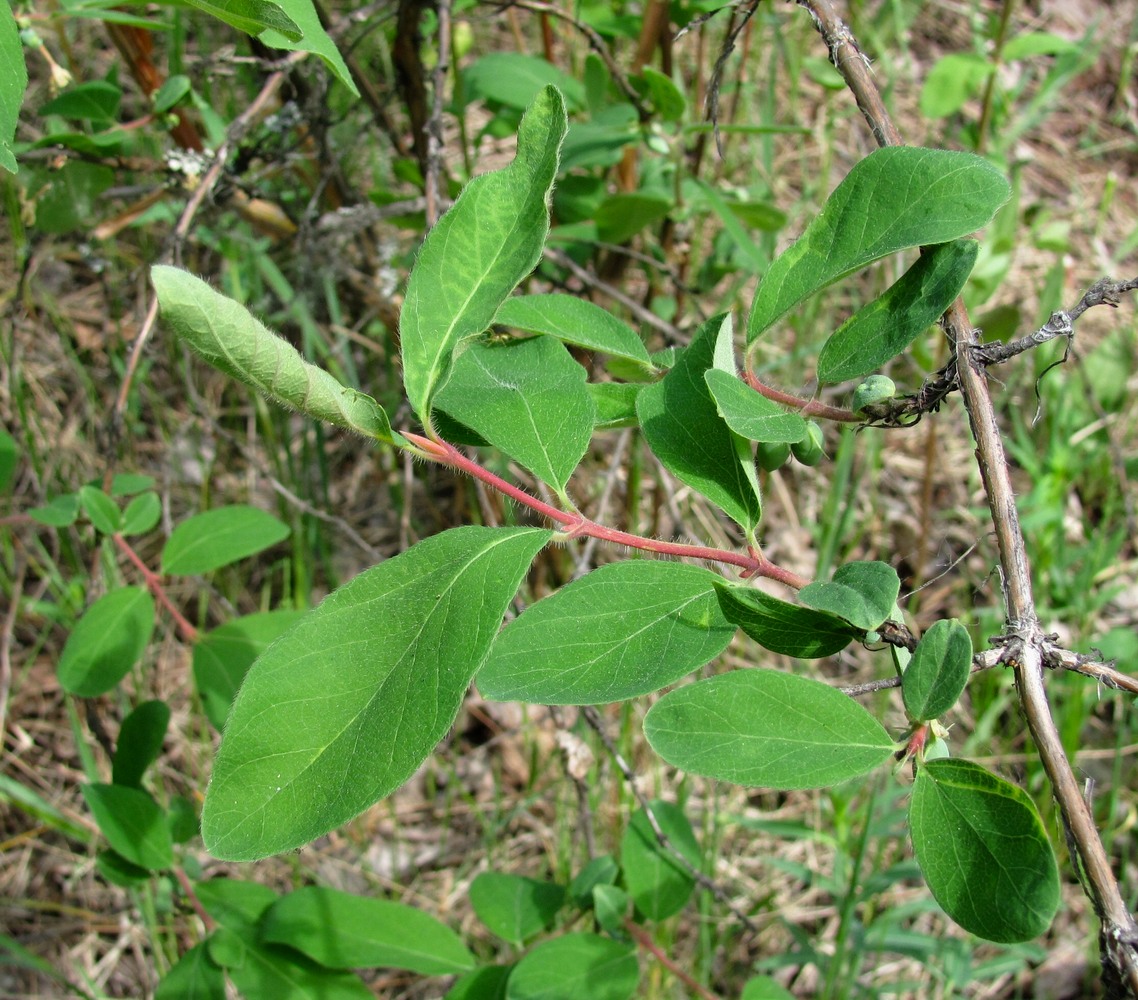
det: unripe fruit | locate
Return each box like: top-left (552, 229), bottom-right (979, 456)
top-left (852, 374), bottom-right (897, 414)
top-left (790, 421), bottom-right (825, 466)
top-left (756, 440), bottom-right (791, 471)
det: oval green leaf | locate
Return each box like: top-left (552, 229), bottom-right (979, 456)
top-left (81, 783), bottom-right (173, 871)
top-left (58, 586), bottom-right (156, 697)
top-left (202, 526), bottom-right (551, 861)
top-left (478, 561), bottom-right (736, 705)
top-left (256, 0), bottom-right (359, 96)
top-left (155, 942), bottom-right (226, 1000)
top-left (470, 873), bottom-right (566, 947)
top-left (121, 492), bottom-right (161, 536)
top-left (193, 610), bottom-right (307, 731)
top-left (704, 370), bottom-right (808, 444)
top-left (644, 670), bottom-right (896, 789)
top-left (747, 147), bottom-right (1010, 342)
top-left (799, 561), bottom-right (900, 632)
top-left (902, 619), bottom-right (973, 722)
top-left (0, 0), bottom-right (27, 174)
top-left (79, 485), bottom-right (121, 535)
top-left (495, 294), bottom-right (651, 366)
top-left (112, 700), bottom-right (171, 789)
top-left (620, 801), bottom-right (700, 921)
top-left (434, 336), bottom-right (595, 494)
top-left (818, 240), bottom-right (979, 383)
top-left (161, 504), bottom-right (290, 575)
top-left (261, 886), bottom-right (475, 974)
top-left (505, 933), bottom-right (638, 1000)
top-left (637, 314), bottom-right (762, 533)
top-left (401, 86), bottom-right (567, 422)
top-left (714, 582), bottom-right (860, 658)
top-left (152, 266), bottom-right (394, 443)
top-left (910, 758), bottom-right (1060, 943)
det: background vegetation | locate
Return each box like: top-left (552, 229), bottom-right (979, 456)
top-left (2, 0), bottom-right (1137, 996)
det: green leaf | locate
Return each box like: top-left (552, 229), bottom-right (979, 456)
top-left (223, 936), bottom-right (374, 1000)
top-left (40, 80), bottom-right (122, 123)
top-left (693, 180), bottom-right (767, 273)
top-left (591, 884), bottom-right (629, 935)
top-left (156, 941), bottom-right (226, 1000)
top-left (29, 493), bottom-right (80, 527)
top-left (153, 75), bottom-right (192, 114)
top-left (257, 0), bottom-right (358, 95)
top-left (910, 759), bottom-right (1060, 943)
top-left (196, 878), bottom-right (278, 931)
top-left (568, 854), bottom-right (619, 908)
top-left (588, 382), bottom-right (643, 429)
top-left (447, 965), bottom-right (513, 1000)
top-left (637, 314), bottom-right (762, 532)
top-left (746, 147), bottom-right (1010, 342)
top-left (919, 54), bottom-right (994, 119)
top-left (902, 619), bottom-right (973, 722)
top-left (153, 267), bottom-right (395, 443)
top-left (0, 429), bottom-right (15, 491)
top-left (82, 783), bottom-right (173, 870)
top-left (401, 87), bottom-right (567, 422)
top-left (1002, 32), bottom-right (1079, 60)
top-left (193, 610), bottom-right (307, 731)
top-left (560, 105), bottom-right (639, 171)
top-left (113, 700), bottom-right (170, 789)
top-left (96, 849), bottom-right (153, 887)
top-left (434, 336), bottom-right (595, 494)
top-left (180, 0), bottom-right (302, 39)
top-left (620, 801), bottom-right (700, 921)
top-left (79, 485), bottom-right (122, 534)
top-left (594, 193), bottom-right (672, 244)
top-left (741, 975), bottom-right (796, 1000)
top-left (798, 561), bottom-right (900, 632)
top-left (121, 492), bottom-right (161, 536)
top-left (58, 586), bottom-right (156, 697)
top-left (644, 670), bottom-right (896, 789)
top-left (464, 52), bottom-right (585, 112)
top-left (495, 294), bottom-right (651, 366)
top-left (704, 370), bottom-right (808, 444)
top-left (479, 561), bottom-right (736, 705)
top-left (469, 873), bottom-right (566, 946)
top-left (504, 933), bottom-right (638, 1000)
top-left (202, 526), bottom-right (550, 860)
top-left (714, 582), bottom-right (861, 658)
top-left (161, 504), bottom-right (289, 575)
top-left (0, 0), bottom-right (27, 175)
top-left (817, 240), bottom-right (979, 383)
top-left (261, 886), bottom-right (475, 974)
top-left (638, 66), bottom-right (685, 122)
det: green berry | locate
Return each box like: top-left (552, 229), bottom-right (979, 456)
top-left (756, 440), bottom-right (792, 471)
top-left (790, 421), bottom-right (825, 466)
top-left (852, 375), bottom-right (897, 414)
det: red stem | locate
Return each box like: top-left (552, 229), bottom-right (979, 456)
top-left (743, 371), bottom-right (860, 423)
top-left (401, 432), bottom-right (810, 589)
top-left (113, 534), bottom-right (198, 643)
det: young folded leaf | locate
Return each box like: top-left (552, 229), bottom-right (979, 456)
top-left (151, 266), bottom-right (398, 444)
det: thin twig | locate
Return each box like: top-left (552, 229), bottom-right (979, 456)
top-left (797, 0), bottom-right (1138, 989)
top-left (581, 706), bottom-right (761, 937)
top-left (424, 0), bottom-right (451, 229)
top-left (500, 0), bottom-right (650, 117)
top-left (623, 918), bottom-right (724, 1000)
top-left (543, 248), bottom-right (684, 343)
